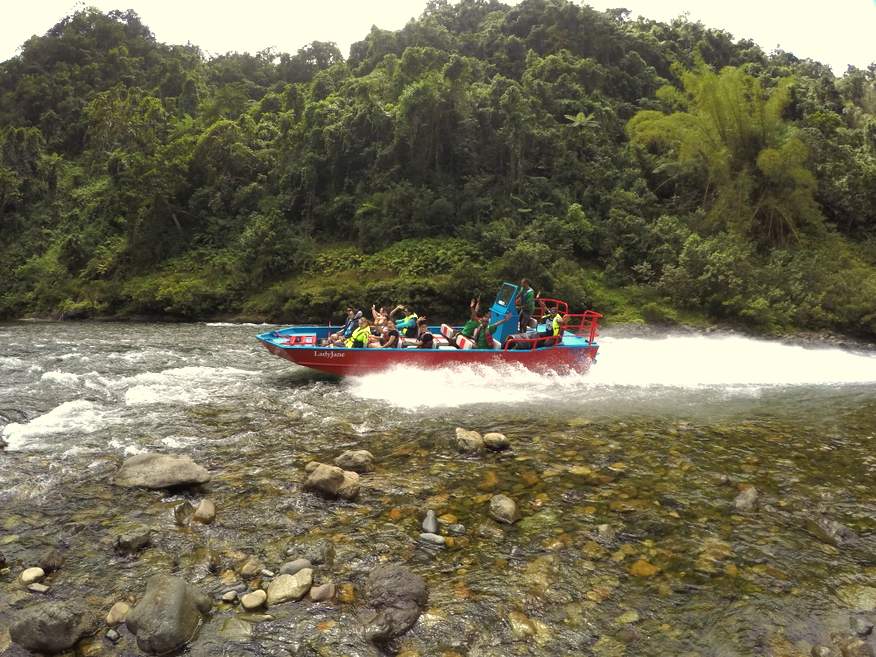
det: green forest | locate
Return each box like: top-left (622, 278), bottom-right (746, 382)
top-left (1, 1), bottom-right (875, 337)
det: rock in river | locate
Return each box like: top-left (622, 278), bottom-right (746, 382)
top-left (19, 566), bottom-right (45, 585)
top-left (305, 463), bottom-right (360, 500)
top-left (279, 558), bottom-right (312, 576)
top-left (10, 600), bottom-right (95, 655)
top-left (125, 574), bottom-right (212, 654)
top-left (267, 569), bottom-right (313, 605)
top-left (364, 564), bottom-right (428, 643)
top-left (114, 526), bottom-right (152, 555)
top-left (193, 498), bottom-right (216, 524)
top-left (240, 590), bottom-right (267, 611)
top-left (733, 486), bottom-right (759, 511)
top-left (489, 494), bottom-right (520, 524)
top-left (114, 453), bottom-right (211, 489)
top-left (483, 432), bottom-right (511, 451)
top-left (334, 449), bottom-right (375, 473)
top-left (455, 428), bottom-right (484, 453)
top-left (422, 509), bottom-right (438, 534)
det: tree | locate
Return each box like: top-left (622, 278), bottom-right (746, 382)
top-left (628, 64), bottom-right (823, 245)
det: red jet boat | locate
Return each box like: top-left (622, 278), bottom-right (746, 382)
top-left (257, 282), bottom-right (602, 376)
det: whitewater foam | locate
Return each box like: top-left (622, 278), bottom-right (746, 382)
top-left (1, 400), bottom-right (107, 450)
top-left (344, 334), bottom-right (876, 410)
top-left (121, 365), bottom-right (259, 406)
top-left (41, 371), bottom-right (80, 386)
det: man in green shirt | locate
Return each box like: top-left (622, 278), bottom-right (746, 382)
top-left (518, 278), bottom-right (536, 332)
top-left (473, 313), bottom-right (512, 349)
top-left (459, 297), bottom-right (481, 339)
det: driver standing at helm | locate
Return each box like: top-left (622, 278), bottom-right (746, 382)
top-left (517, 278), bottom-right (536, 332)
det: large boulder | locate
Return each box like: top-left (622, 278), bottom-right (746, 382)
top-left (10, 601), bottom-right (95, 655)
top-left (125, 574), bottom-right (212, 654)
top-left (454, 428), bottom-right (484, 453)
top-left (115, 453), bottom-right (211, 489)
top-left (364, 564), bottom-right (428, 642)
top-left (334, 449), bottom-right (375, 473)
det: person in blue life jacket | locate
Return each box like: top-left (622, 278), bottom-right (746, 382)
top-left (323, 307), bottom-right (362, 345)
top-left (391, 304), bottom-right (419, 338)
top-left (473, 312), bottom-right (512, 349)
top-left (517, 278), bottom-right (536, 332)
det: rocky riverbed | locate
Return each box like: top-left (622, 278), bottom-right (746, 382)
top-left (2, 321), bottom-right (876, 656)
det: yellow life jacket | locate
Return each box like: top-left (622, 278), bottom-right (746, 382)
top-left (552, 314), bottom-right (563, 337)
top-left (346, 325), bottom-right (371, 348)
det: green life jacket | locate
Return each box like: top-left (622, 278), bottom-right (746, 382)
top-left (346, 325), bottom-right (371, 348)
top-left (522, 287), bottom-right (535, 313)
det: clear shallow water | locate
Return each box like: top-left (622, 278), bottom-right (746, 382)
top-left (2, 321), bottom-right (876, 656)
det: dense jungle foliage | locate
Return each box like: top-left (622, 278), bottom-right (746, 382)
top-left (1, 1), bottom-right (875, 336)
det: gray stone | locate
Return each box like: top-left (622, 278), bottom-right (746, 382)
top-left (193, 499), bottom-right (216, 524)
top-left (279, 558), bottom-right (312, 576)
top-left (218, 617), bottom-right (253, 642)
top-left (418, 533), bottom-right (445, 546)
top-left (221, 590), bottom-right (238, 603)
top-left (114, 526), bottom-right (152, 555)
top-left (733, 486), bottom-right (758, 511)
top-left (295, 540), bottom-right (335, 566)
top-left (309, 582), bottom-right (335, 602)
top-left (10, 601), bottom-right (95, 655)
top-left (261, 568), bottom-right (275, 578)
top-left (454, 428), bottom-right (484, 453)
top-left (125, 574), bottom-right (211, 654)
top-left (304, 463), bottom-right (346, 497)
top-left (267, 569), bottom-right (313, 605)
top-left (853, 615), bottom-right (876, 636)
top-left (364, 564), bottom-right (427, 642)
top-left (174, 501), bottom-right (195, 526)
top-left (334, 449), bottom-right (375, 473)
top-left (115, 452), bottom-right (211, 489)
top-left (422, 510), bottom-right (438, 534)
top-left (28, 583), bottom-right (49, 593)
top-left (239, 556), bottom-right (262, 578)
top-left (483, 432), bottom-right (510, 451)
top-left (489, 494), bottom-right (519, 525)
top-left (240, 590), bottom-right (266, 611)
top-left (106, 628), bottom-right (121, 643)
top-left (337, 470), bottom-right (361, 500)
top-left (446, 523), bottom-right (467, 536)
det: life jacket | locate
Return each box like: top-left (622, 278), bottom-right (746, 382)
top-left (397, 313), bottom-right (418, 338)
top-left (345, 325), bottom-right (371, 348)
top-left (552, 314), bottom-right (563, 337)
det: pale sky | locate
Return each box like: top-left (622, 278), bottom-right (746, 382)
top-left (1, 1), bottom-right (874, 75)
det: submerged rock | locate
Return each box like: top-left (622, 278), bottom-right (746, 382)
top-left (174, 501), bottom-right (195, 526)
top-left (807, 515), bottom-right (856, 547)
top-left (489, 494), bottom-right (519, 524)
top-left (454, 428), bottom-right (484, 453)
top-left (279, 558), bottom-right (312, 576)
top-left (304, 463), bottom-right (345, 496)
top-left (114, 526), bottom-right (152, 555)
top-left (334, 449), bottom-right (375, 473)
top-left (364, 564), bottom-right (427, 643)
top-left (733, 486), bottom-right (759, 511)
top-left (418, 533), bottom-right (446, 546)
top-left (10, 600), bottom-right (95, 655)
top-left (125, 574), bottom-right (211, 654)
top-left (115, 453), bottom-right (211, 489)
top-left (39, 547), bottom-right (65, 573)
top-left (337, 470), bottom-right (361, 500)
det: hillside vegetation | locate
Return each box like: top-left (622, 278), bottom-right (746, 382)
top-left (1, 2), bottom-right (875, 335)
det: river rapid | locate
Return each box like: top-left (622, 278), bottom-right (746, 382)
top-left (2, 321), bottom-right (876, 657)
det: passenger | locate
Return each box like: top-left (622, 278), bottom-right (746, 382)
top-left (459, 298), bottom-right (481, 339)
top-left (344, 317), bottom-right (374, 348)
top-left (550, 313), bottom-right (567, 338)
top-left (372, 320), bottom-right (400, 348)
top-left (414, 318), bottom-right (435, 349)
top-left (473, 312), bottom-right (512, 350)
top-left (324, 307), bottom-right (362, 345)
top-left (517, 278), bottom-right (536, 333)
top-left (392, 305), bottom-right (419, 338)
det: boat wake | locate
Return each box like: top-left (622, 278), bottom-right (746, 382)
top-left (344, 334), bottom-right (876, 410)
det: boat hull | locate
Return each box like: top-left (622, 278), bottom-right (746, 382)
top-left (260, 340), bottom-right (597, 376)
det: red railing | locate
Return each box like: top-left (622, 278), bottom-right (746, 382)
top-left (534, 297), bottom-right (568, 318)
top-left (532, 298), bottom-right (602, 344)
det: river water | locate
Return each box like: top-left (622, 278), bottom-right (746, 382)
top-left (2, 321), bottom-right (876, 656)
